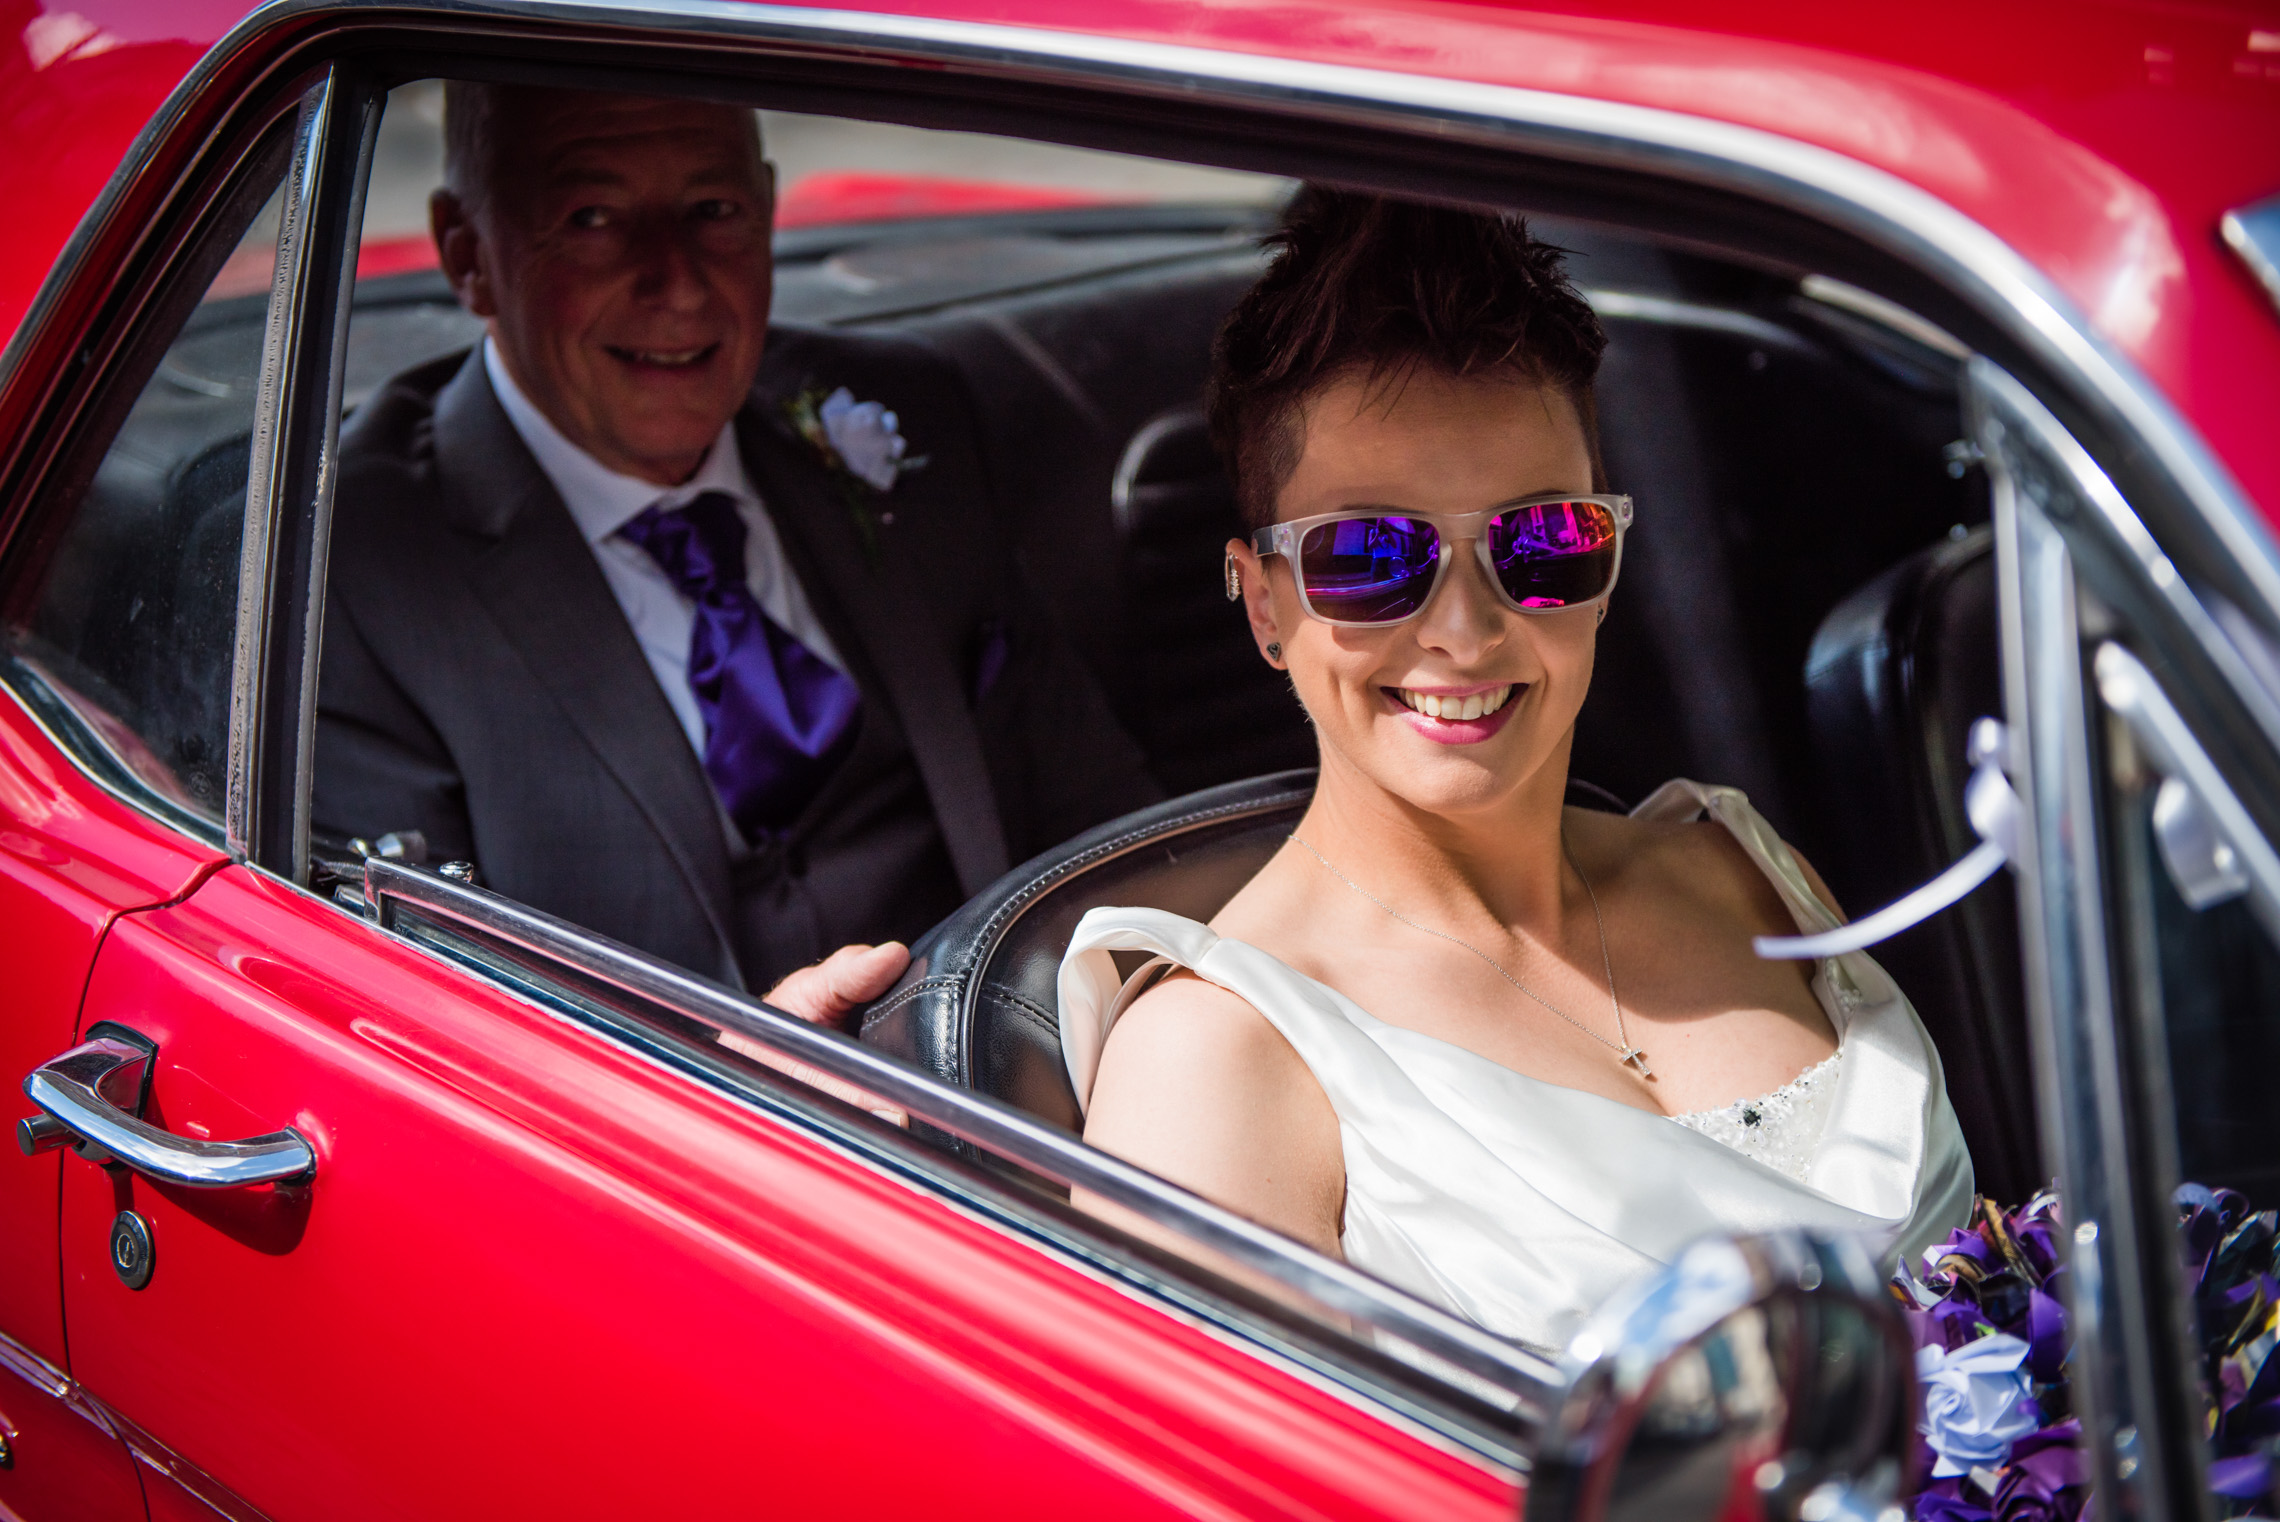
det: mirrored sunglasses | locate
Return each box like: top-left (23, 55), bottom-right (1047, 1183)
top-left (1247, 495), bottom-right (1634, 627)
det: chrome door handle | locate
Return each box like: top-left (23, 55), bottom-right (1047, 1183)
top-left (16, 1023), bottom-right (314, 1188)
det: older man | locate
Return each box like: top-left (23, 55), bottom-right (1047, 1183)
top-left (315, 85), bottom-right (1157, 1008)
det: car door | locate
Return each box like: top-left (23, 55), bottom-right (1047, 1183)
top-left (4, 54), bottom-right (1535, 1522)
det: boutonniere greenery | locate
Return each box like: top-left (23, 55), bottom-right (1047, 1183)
top-left (783, 383), bottom-right (929, 560)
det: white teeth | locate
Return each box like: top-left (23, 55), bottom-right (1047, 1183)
top-left (633, 348), bottom-right (706, 366)
top-left (1397, 685), bottom-right (1514, 721)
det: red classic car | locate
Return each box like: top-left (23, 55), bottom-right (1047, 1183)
top-left (4, 1), bottom-right (2279, 1518)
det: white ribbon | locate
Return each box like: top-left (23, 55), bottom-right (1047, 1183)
top-left (1755, 719), bottom-right (2021, 960)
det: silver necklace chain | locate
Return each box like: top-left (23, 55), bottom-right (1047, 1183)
top-left (1287, 833), bottom-right (1652, 1078)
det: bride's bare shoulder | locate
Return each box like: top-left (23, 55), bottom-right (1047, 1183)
top-left (1095, 970), bottom-right (1311, 1095)
top-left (1565, 803), bottom-right (1845, 930)
top-left (1082, 969), bottom-right (1343, 1253)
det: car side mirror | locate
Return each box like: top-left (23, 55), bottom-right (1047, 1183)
top-left (1527, 1232), bottom-right (1915, 1522)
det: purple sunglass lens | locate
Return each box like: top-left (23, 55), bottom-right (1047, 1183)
top-left (1487, 501), bottom-right (1619, 610)
top-left (1297, 516), bottom-right (1442, 623)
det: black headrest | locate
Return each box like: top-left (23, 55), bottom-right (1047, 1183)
top-left (1804, 526), bottom-right (2039, 1202)
top-left (857, 770), bottom-right (1316, 1130)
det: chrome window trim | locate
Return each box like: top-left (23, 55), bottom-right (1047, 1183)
top-left (2221, 193), bottom-right (2280, 318)
top-left (2095, 640), bottom-right (2280, 935)
top-left (225, 65), bottom-right (379, 880)
top-left (1974, 356), bottom-right (2210, 1519)
top-left (225, 76), bottom-right (326, 864)
top-left (360, 856), bottom-right (1561, 1418)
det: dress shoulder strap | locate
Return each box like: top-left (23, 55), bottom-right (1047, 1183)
top-left (1056, 903), bottom-right (1396, 1118)
top-left (1057, 906), bottom-right (1224, 1114)
top-left (1630, 779), bottom-right (1841, 939)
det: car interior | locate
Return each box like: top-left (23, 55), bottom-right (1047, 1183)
top-left (9, 75), bottom-right (2054, 1224)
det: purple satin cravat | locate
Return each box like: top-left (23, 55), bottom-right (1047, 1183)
top-left (618, 492), bottom-right (860, 838)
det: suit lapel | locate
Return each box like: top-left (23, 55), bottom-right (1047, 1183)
top-left (431, 354), bottom-right (743, 983)
top-left (737, 405), bottom-right (1011, 897)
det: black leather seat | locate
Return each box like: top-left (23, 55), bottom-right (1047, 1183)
top-left (857, 770), bottom-right (1638, 1130)
top-left (859, 770), bottom-right (1316, 1131)
top-left (1803, 526), bottom-right (2041, 1203)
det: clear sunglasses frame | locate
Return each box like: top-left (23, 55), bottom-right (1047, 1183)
top-left (1245, 494), bottom-right (1636, 627)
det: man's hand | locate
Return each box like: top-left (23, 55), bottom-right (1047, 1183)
top-left (762, 941), bottom-right (910, 1030)
top-left (719, 942), bottom-right (912, 1126)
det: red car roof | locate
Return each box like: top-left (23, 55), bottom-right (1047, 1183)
top-left (6, 0), bottom-right (2279, 513)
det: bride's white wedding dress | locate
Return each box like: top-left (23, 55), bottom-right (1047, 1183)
top-left (1056, 780), bottom-right (1974, 1352)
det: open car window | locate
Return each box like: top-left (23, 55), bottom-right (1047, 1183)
top-left (281, 67), bottom-right (2028, 1465)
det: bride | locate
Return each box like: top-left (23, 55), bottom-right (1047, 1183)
top-left (1057, 187), bottom-right (1972, 1350)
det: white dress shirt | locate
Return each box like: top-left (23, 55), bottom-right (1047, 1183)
top-left (484, 339), bottom-right (845, 761)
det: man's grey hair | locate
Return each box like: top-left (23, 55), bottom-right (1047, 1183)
top-left (440, 81), bottom-right (765, 217)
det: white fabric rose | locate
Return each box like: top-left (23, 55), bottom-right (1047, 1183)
top-left (1916, 1333), bottom-right (2040, 1477)
top-left (818, 386), bottom-right (908, 492)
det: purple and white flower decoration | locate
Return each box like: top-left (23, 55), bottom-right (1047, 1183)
top-left (1916, 1333), bottom-right (2040, 1478)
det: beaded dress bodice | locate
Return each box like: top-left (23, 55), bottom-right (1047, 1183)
top-left (1669, 1049), bottom-right (1845, 1184)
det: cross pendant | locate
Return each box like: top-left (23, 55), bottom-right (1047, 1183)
top-left (1620, 1047), bottom-right (1653, 1079)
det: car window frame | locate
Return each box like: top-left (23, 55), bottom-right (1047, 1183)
top-left (1968, 353), bottom-right (2280, 1522)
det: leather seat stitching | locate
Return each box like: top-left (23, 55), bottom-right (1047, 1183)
top-left (980, 985), bottom-right (1061, 1040)
top-left (856, 974), bottom-right (964, 1036)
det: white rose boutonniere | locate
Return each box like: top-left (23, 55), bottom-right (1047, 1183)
top-left (818, 387), bottom-right (908, 491)
top-left (784, 382), bottom-right (929, 560)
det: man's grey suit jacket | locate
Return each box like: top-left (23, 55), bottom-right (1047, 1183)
top-left (314, 326), bottom-right (1159, 987)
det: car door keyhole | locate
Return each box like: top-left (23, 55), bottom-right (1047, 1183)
top-left (109, 1210), bottom-right (154, 1290)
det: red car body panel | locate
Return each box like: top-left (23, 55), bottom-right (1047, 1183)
top-left (0, 688), bottom-right (223, 1520)
top-left (42, 849), bottom-right (1508, 1519)
top-left (3, 0), bottom-right (2278, 511)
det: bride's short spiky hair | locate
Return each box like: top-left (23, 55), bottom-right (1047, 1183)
top-left (1208, 186), bottom-right (1609, 530)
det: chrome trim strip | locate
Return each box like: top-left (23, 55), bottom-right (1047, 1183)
top-left (0, 1327), bottom-right (72, 1403)
top-left (223, 66), bottom-right (379, 881)
top-left (1797, 273), bottom-right (1971, 360)
top-left (226, 77), bottom-right (330, 864)
top-left (1973, 359), bottom-right (2280, 768)
top-left (1584, 288), bottom-right (1801, 350)
top-left (361, 856), bottom-right (1561, 1414)
top-left (2095, 640), bottom-right (2280, 935)
top-left (2221, 193), bottom-right (2280, 318)
top-left (0, 1327), bottom-right (122, 1437)
top-left (1974, 356), bottom-right (2183, 1518)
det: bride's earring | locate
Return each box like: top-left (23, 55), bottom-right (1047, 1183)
top-left (1265, 642), bottom-right (1283, 662)
top-left (1596, 604), bottom-right (1608, 624)
top-left (1224, 554), bottom-right (1242, 602)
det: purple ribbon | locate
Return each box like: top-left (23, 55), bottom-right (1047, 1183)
top-left (619, 492), bottom-right (861, 837)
